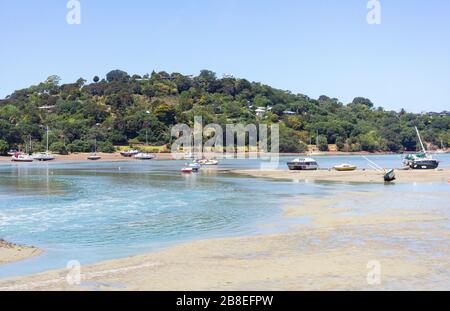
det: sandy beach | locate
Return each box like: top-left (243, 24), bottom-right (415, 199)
top-left (231, 168), bottom-right (450, 184)
top-left (0, 240), bottom-right (42, 266)
top-left (0, 188), bottom-right (449, 291)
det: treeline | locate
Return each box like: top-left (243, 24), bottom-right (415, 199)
top-left (0, 69), bottom-right (449, 155)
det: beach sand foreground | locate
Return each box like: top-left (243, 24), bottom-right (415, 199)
top-left (0, 190), bottom-right (449, 291)
top-left (231, 168), bottom-right (450, 184)
top-left (0, 240), bottom-right (42, 266)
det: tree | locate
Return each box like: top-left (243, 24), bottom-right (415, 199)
top-left (0, 140), bottom-right (9, 155)
top-left (317, 135), bottom-right (329, 151)
top-left (50, 142), bottom-right (68, 155)
top-left (352, 97), bottom-right (374, 108)
top-left (93, 76), bottom-right (100, 83)
top-left (106, 70), bottom-right (130, 83)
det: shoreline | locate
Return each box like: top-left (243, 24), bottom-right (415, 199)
top-left (0, 240), bottom-right (42, 266)
top-left (1, 151), bottom-right (446, 164)
top-left (0, 189), bottom-right (449, 290)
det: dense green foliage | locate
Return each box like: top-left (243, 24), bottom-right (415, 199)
top-left (0, 70), bottom-right (449, 153)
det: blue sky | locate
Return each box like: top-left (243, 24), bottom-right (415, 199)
top-left (0, 0), bottom-right (449, 112)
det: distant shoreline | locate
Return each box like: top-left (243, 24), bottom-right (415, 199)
top-left (2, 151), bottom-right (445, 164)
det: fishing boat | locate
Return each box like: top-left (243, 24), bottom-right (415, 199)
top-left (134, 153), bottom-right (155, 160)
top-left (120, 150), bottom-right (139, 157)
top-left (333, 163), bottom-right (357, 171)
top-left (33, 126), bottom-right (56, 161)
top-left (287, 158), bottom-right (319, 171)
top-left (402, 127), bottom-right (439, 170)
top-left (11, 152), bottom-right (34, 162)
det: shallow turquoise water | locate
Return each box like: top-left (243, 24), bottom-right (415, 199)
top-left (0, 155), bottom-right (449, 278)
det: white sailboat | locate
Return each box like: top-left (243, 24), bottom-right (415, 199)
top-left (87, 139), bottom-right (101, 161)
top-left (33, 126), bottom-right (56, 161)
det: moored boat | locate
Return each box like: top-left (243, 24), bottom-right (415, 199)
top-left (33, 153), bottom-right (56, 161)
top-left (333, 163), bottom-right (357, 171)
top-left (11, 152), bottom-right (34, 162)
top-left (287, 158), bottom-right (319, 171)
top-left (120, 150), bottom-right (139, 157)
top-left (87, 154), bottom-right (101, 161)
top-left (403, 127), bottom-right (440, 170)
top-left (134, 153), bottom-right (155, 160)
top-left (33, 126), bottom-right (55, 161)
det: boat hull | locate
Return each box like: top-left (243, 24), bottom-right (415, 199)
top-left (410, 160), bottom-right (439, 170)
top-left (287, 164), bottom-right (318, 171)
top-left (333, 166), bottom-right (357, 172)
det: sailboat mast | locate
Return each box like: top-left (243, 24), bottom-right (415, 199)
top-left (415, 126), bottom-right (426, 154)
top-left (46, 126), bottom-right (49, 153)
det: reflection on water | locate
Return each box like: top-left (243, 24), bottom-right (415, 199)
top-left (0, 155), bottom-right (449, 278)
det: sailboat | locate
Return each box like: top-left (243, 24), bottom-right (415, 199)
top-left (434, 139), bottom-right (447, 154)
top-left (87, 139), bottom-right (101, 161)
top-left (362, 156), bottom-right (396, 182)
top-left (134, 130), bottom-right (155, 160)
top-left (33, 126), bottom-right (56, 161)
top-left (402, 127), bottom-right (439, 170)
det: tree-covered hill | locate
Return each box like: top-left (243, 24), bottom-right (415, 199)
top-left (0, 69), bottom-right (449, 155)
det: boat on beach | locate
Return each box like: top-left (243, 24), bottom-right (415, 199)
top-left (87, 139), bottom-right (101, 161)
top-left (333, 163), bottom-right (357, 171)
top-left (33, 127), bottom-right (55, 161)
top-left (120, 150), bottom-right (139, 157)
top-left (287, 158), bottom-right (319, 171)
top-left (11, 152), bottom-right (34, 162)
top-left (134, 153), bottom-right (155, 160)
top-left (402, 127), bottom-right (440, 170)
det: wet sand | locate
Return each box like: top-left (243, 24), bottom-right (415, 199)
top-left (0, 190), bottom-right (449, 291)
top-left (231, 169), bottom-right (450, 184)
top-left (0, 240), bottom-right (42, 266)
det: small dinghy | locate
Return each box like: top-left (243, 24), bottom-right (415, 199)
top-left (333, 163), bottom-right (357, 171)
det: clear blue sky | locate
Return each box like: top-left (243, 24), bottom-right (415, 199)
top-left (1, 0), bottom-right (449, 112)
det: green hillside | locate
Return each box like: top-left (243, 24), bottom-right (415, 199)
top-left (0, 69), bottom-right (449, 154)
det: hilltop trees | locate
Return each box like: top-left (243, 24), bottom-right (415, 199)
top-left (0, 70), bottom-right (448, 154)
